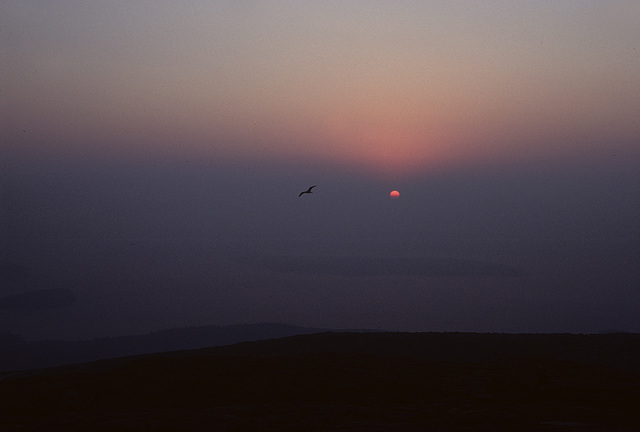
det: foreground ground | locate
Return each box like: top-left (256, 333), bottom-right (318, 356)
top-left (1, 332), bottom-right (639, 431)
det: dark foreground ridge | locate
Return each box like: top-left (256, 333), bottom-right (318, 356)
top-left (0, 323), bottom-right (332, 371)
top-left (1, 332), bottom-right (639, 431)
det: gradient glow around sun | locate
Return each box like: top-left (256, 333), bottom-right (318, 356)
top-left (390, 190), bottom-right (400, 199)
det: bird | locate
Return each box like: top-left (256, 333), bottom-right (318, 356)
top-left (298, 185), bottom-right (317, 197)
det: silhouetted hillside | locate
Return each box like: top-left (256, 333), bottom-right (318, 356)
top-left (0, 323), bottom-right (331, 370)
top-left (209, 331), bottom-right (640, 371)
top-left (1, 332), bottom-right (639, 431)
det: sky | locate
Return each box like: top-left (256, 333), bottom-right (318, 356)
top-left (1, 1), bottom-right (639, 339)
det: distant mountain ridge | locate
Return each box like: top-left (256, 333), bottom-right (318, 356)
top-left (0, 323), bottom-right (334, 371)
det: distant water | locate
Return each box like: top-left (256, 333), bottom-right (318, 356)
top-left (1, 237), bottom-right (638, 340)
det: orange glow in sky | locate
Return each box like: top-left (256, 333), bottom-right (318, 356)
top-left (2, 2), bottom-right (639, 177)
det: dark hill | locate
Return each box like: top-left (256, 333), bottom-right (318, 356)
top-left (0, 323), bottom-right (332, 370)
top-left (210, 331), bottom-right (640, 371)
top-left (1, 332), bottom-right (639, 431)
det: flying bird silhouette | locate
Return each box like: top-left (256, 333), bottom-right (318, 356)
top-left (298, 185), bottom-right (317, 197)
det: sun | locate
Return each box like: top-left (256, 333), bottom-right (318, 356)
top-left (390, 190), bottom-right (400, 199)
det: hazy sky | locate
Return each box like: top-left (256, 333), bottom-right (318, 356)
top-left (2, 1), bottom-right (639, 339)
top-left (4, 1), bottom-right (639, 173)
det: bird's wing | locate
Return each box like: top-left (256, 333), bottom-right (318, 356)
top-left (299, 185), bottom-right (316, 196)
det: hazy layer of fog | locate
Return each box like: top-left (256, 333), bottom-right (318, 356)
top-left (1, 158), bottom-right (639, 339)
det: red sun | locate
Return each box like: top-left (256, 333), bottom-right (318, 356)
top-left (390, 190), bottom-right (400, 199)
